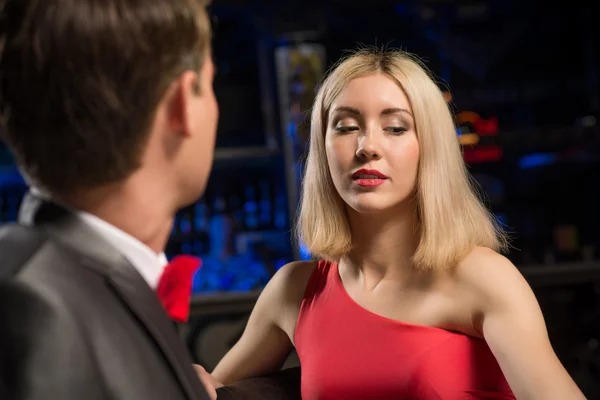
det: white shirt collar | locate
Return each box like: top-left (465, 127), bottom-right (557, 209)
top-left (30, 186), bottom-right (168, 288)
top-left (75, 211), bottom-right (168, 289)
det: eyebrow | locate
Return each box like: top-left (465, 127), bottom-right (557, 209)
top-left (333, 106), bottom-right (413, 116)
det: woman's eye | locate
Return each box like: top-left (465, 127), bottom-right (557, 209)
top-left (386, 127), bottom-right (407, 134)
top-left (335, 126), bottom-right (359, 133)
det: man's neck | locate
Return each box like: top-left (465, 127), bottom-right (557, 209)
top-left (55, 181), bottom-right (175, 254)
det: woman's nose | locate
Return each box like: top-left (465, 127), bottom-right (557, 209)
top-left (356, 133), bottom-right (381, 160)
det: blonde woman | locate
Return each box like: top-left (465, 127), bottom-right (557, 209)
top-left (209, 48), bottom-right (585, 399)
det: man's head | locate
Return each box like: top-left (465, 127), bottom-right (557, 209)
top-left (0, 0), bottom-right (217, 208)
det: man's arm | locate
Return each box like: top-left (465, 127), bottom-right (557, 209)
top-left (0, 281), bottom-right (108, 400)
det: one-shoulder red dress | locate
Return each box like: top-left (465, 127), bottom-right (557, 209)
top-left (294, 260), bottom-right (515, 399)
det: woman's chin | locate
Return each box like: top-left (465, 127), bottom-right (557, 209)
top-left (345, 194), bottom-right (415, 215)
top-left (347, 200), bottom-right (393, 215)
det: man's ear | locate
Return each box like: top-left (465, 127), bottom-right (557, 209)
top-left (165, 71), bottom-right (200, 137)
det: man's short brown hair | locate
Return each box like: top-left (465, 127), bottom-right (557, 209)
top-left (0, 0), bottom-right (211, 194)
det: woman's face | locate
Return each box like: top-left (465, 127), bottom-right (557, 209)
top-left (325, 73), bottom-right (420, 214)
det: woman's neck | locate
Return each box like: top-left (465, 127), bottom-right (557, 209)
top-left (343, 205), bottom-right (420, 285)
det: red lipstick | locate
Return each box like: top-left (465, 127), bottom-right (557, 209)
top-left (351, 169), bottom-right (388, 187)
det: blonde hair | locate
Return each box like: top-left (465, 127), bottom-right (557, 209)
top-left (297, 48), bottom-right (508, 270)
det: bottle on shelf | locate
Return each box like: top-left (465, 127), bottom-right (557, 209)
top-left (258, 179), bottom-right (272, 229)
top-left (243, 183), bottom-right (259, 230)
top-left (273, 186), bottom-right (288, 230)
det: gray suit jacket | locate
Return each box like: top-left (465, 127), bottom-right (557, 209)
top-left (0, 192), bottom-right (211, 400)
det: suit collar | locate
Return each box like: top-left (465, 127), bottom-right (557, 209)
top-left (18, 191), bottom-right (124, 270)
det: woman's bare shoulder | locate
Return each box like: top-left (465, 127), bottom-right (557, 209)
top-left (455, 246), bottom-right (523, 287)
top-left (255, 260), bottom-right (320, 338)
top-left (454, 246), bottom-right (532, 315)
top-left (269, 260), bottom-right (320, 302)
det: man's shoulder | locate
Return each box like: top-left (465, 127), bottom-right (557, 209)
top-left (0, 223), bottom-right (103, 302)
top-left (0, 251), bottom-right (101, 400)
top-left (0, 225), bottom-right (105, 346)
top-left (0, 246), bottom-right (80, 349)
top-left (0, 223), bottom-right (49, 279)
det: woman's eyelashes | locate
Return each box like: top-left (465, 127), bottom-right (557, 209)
top-left (333, 124), bottom-right (407, 134)
top-left (335, 125), bottom-right (359, 133)
top-left (385, 126), bottom-right (407, 135)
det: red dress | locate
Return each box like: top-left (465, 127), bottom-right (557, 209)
top-left (294, 260), bottom-right (515, 399)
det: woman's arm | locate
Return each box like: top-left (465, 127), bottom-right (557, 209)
top-left (211, 260), bottom-right (316, 385)
top-left (460, 248), bottom-right (585, 400)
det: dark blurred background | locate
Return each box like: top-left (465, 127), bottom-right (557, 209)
top-left (2, 0), bottom-right (599, 396)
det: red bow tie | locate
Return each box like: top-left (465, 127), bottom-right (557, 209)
top-left (156, 255), bottom-right (202, 323)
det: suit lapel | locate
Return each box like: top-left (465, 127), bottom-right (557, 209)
top-left (18, 192), bottom-right (209, 400)
top-left (104, 258), bottom-right (209, 400)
